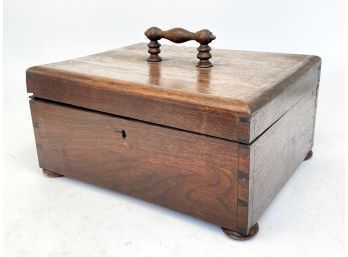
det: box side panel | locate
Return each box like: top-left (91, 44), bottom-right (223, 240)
top-left (29, 100), bottom-right (46, 168)
top-left (250, 86), bottom-right (318, 224)
top-left (249, 58), bottom-right (321, 142)
top-left (31, 99), bottom-right (240, 231)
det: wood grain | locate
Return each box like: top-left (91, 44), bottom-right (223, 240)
top-left (30, 99), bottom-right (241, 231)
top-left (236, 144), bottom-right (251, 234)
top-left (27, 43), bottom-right (322, 236)
top-left (144, 27), bottom-right (216, 67)
top-left (30, 88), bottom-right (318, 235)
top-left (26, 43), bottom-right (321, 143)
top-left (248, 86), bottom-right (318, 227)
top-left (249, 62), bottom-right (320, 142)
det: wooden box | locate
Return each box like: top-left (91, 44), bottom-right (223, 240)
top-left (27, 28), bottom-right (321, 240)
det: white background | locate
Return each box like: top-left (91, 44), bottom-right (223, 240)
top-left (3, 0), bottom-right (345, 256)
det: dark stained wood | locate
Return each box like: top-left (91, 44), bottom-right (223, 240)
top-left (30, 99), bottom-right (241, 231)
top-left (221, 223), bottom-right (259, 240)
top-left (42, 169), bottom-right (63, 178)
top-left (249, 62), bottom-right (321, 142)
top-left (236, 144), bottom-right (250, 234)
top-left (30, 83), bottom-right (318, 236)
top-left (144, 27), bottom-right (216, 67)
top-left (304, 150), bottom-right (313, 161)
top-left (248, 86), bottom-right (318, 227)
top-left (27, 66), bottom-right (242, 143)
top-left (27, 43), bottom-right (322, 239)
top-left (26, 43), bottom-right (321, 143)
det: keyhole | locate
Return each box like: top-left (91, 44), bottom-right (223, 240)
top-left (121, 130), bottom-right (126, 139)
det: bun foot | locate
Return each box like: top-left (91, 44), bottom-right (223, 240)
top-left (304, 150), bottom-right (313, 161)
top-left (42, 169), bottom-right (63, 178)
top-left (221, 223), bottom-right (259, 240)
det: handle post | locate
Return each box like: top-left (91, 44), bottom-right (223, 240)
top-left (144, 27), bottom-right (216, 68)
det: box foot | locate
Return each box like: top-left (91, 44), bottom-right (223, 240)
top-left (304, 150), bottom-right (313, 161)
top-left (221, 223), bottom-right (259, 240)
top-left (42, 169), bottom-right (63, 178)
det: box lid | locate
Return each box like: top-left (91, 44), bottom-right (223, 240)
top-left (26, 43), bottom-right (321, 143)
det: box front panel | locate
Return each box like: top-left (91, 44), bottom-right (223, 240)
top-left (30, 99), bottom-right (240, 231)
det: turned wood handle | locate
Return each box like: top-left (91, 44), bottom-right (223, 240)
top-left (144, 27), bottom-right (216, 68)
